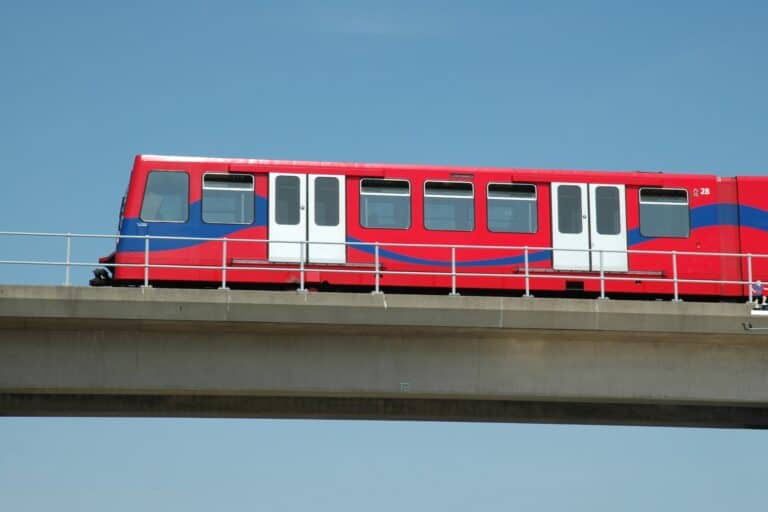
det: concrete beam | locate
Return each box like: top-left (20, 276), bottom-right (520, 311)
top-left (1, 286), bottom-right (767, 428)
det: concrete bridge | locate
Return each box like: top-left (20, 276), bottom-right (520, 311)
top-left (1, 285), bottom-right (767, 428)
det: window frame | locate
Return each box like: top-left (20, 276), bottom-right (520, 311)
top-left (486, 182), bottom-right (538, 234)
top-left (638, 187), bottom-right (690, 238)
top-left (359, 178), bottom-right (412, 230)
top-left (423, 180), bottom-right (475, 232)
top-left (201, 172), bottom-right (256, 225)
top-left (139, 170), bottom-right (190, 223)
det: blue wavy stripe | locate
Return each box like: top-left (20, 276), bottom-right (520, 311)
top-left (352, 202), bottom-right (747, 267)
top-left (740, 205), bottom-right (768, 231)
top-left (347, 236), bottom-right (552, 267)
top-left (117, 196), bottom-right (267, 252)
top-left (115, 201), bottom-right (768, 267)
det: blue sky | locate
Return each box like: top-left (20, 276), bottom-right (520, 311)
top-left (2, 1), bottom-right (768, 509)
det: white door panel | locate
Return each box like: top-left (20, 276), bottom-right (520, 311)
top-left (308, 175), bottom-right (346, 263)
top-left (589, 184), bottom-right (628, 272)
top-left (269, 173), bottom-right (346, 264)
top-left (552, 183), bottom-right (589, 270)
top-left (269, 173), bottom-right (306, 262)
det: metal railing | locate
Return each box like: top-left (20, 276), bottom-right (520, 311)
top-left (0, 230), bottom-right (765, 301)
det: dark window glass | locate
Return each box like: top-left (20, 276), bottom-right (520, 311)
top-left (140, 171), bottom-right (189, 222)
top-left (203, 174), bottom-right (254, 224)
top-left (118, 194), bottom-right (127, 231)
top-left (640, 189), bottom-right (689, 237)
top-left (487, 184), bottom-right (537, 233)
top-left (641, 188), bottom-right (688, 204)
top-left (314, 177), bottom-right (339, 227)
top-left (595, 186), bottom-right (620, 235)
top-left (424, 181), bottom-right (474, 231)
top-left (361, 179), bottom-right (410, 195)
top-left (276, 176), bottom-right (300, 225)
top-left (360, 179), bottom-right (410, 229)
top-left (557, 185), bottom-right (582, 234)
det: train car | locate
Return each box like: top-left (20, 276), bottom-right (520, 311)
top-left (95, 154), bottom-right (768, 299)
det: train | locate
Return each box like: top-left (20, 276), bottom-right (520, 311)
top-left (95, 154), bottom-right (768, 299)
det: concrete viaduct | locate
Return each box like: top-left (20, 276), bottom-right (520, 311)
top-left (1, 285), bottom-right (767, 428)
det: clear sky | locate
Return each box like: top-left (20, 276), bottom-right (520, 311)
top-left (1, 1), bottom-right (767, 509)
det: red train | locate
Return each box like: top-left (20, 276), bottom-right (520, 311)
top-left (96, 154), bottom-right (768, 299)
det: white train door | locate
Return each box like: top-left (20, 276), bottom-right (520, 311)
top-left (552, 183), bottom-right (589, 271)
top-left (268, 173), bottom-right (346, 264)
top-left (551, 183), bottom-right (627, 272)
top-left (308, 174), bottom-right (346, 263)
top-left (588, 184), bottom-right (627, 272)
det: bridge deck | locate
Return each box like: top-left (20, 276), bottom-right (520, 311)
top-left (1, 286), bottom-right (766, 428)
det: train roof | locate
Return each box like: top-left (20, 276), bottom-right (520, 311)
top-left (137, 154), bottom-right (725, 181)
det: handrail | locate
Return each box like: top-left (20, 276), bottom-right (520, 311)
top-left (0, 230), bottom-right (764, 300)
top-left (2, 230), bottom-right (766, 259)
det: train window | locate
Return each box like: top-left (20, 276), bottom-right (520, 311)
top-left (140, 171), bottom-right (189, 223)
top-left (595, 186), bottom-right (620, 235)
top-left (557, 185), bottom-right (582, 234)
top-left (315, 177), bottom-right (339, 227)
top-left (424, 181), bottom-right (474, 231)
top-left (639, 188), bottom-right (689, 238)
top-left (360, 179), bottom-right (411, 229)
top-left (276, 175), bottom-right (301, 225)
top-left (487, 183), bottom-right (537, 233)
top-left (202, 174), bottom-right (254, 224)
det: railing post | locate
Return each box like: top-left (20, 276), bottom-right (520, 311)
top-left (598, 249), bottom-right (606, 299)
top-left (748, 253), bottom-right (754, 303)
top-left (219, 238), bottom-right (228, 289)
top-left (449, 246), bottom-right (459, 296)
top-left (298, 240), bottom-right (307, 293)
top-left (523, 246), bottom-right (532, 297)
top-left (672, 250), bottom-right (681, 302)
top-left (64, 232), bottom-right (72, 286)
top-left (142, 234), bottom-right (151, 288)
top-left (372, 242), bottom-right (382, 294)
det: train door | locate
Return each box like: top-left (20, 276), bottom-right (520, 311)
top-left (552, 183), bottom-right (589, 270)
top-left (551, 183), bottom-right (627, 272)
top-left (588, 184), bottom-right (627, 271)
top-left (268, 173), bottom-right (346, 264)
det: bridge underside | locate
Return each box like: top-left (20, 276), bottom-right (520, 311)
top-left (3, 394), bottom-right (768, 429)
top-left (1, 286), bottom-right (767, 428)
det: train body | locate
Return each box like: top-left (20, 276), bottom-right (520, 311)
top-left (99, 154), bottom-right (768, 298)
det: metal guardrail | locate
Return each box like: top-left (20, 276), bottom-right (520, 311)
top-left (0, 230), bottom-right (765, 301)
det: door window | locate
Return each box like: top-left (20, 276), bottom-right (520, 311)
top-left (595, 186), bottom-right (620, 235)
top-left (557, 185), bottom-right (582, 234)
top-left (275, 175), bottom-right (301, 225)
top-left (314, 177), bottom-right (339, 227)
